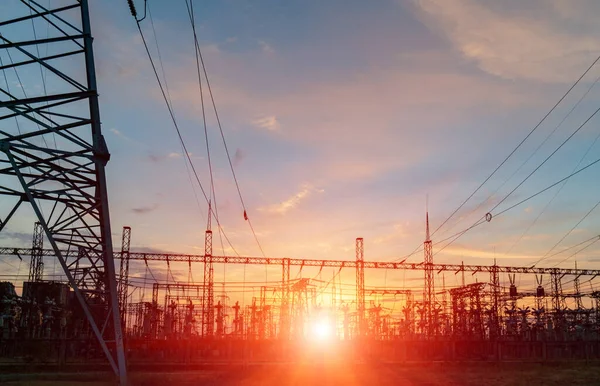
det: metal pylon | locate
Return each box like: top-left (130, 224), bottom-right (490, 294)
top-left (28, 222), bottom-right (44, 282)
top-left (356, 237), bottom-right (365, 336)
top-left (280, 257), bottom-right (290, 339)
top-left (118, 226), bottom-right (132, 328)
top-left (424, 212), bottom-right (434, 337)
top-left (203, 202), bottom-right (214, 336)
top-left (0, 1), bottom-right (126, 383)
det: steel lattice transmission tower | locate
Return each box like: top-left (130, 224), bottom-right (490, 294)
top-left (423, 212), bottom-right (434, 336)
top-left (28, 222), bottom-right (44, 282)
top-left (203, 202), bottom-right (214, 336)
top-left (279, 257), bottom-right (290, 339)
top-left (0, 1), bottom-right (127, 382)
top-left (356, 237), bottom-right (365, 336)
top-left (118, 226), bottom-right (132, 328)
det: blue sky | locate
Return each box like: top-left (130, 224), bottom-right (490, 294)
top-left (3, 0), bottom-right (600, 298)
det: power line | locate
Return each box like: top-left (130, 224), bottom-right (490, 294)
top-left (552, 237), bottom-right (600, 268)
top-left (433, 101), bottom-right (600, 256)
top-left (433, 154), bottom-right (600, 256)
top-left (182, 0), bottom-right (267, 258)
top-left (146, 4), bottom-right (204, 221)
top-left (542, 235), bottom-right (600, 262)
top-left (130, 3), bottom-right (240, 256)
top-left (487, 105), bottom-right (600, 217)
top-left (504, 121), bottom-right (600, 256)
top-left (534, 198), bottom-right (600, 267)
top-left (182, 0), bottom-right (226, 255)
top-left (430, 53), bottom-right (600, 239)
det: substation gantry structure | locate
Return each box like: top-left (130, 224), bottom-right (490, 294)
top-left (3, 238), bottom-right (600, 340)
top-left (0, 1), bottom-right (126, 382)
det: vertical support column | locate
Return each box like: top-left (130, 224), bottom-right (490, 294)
top-left (28, 222), bottom-right (44, 282)
top-left (490, 264), bottom-right (500, 339)
top-left (356, 238), bottom-right (365, 337)
top-left (574, 262), bottom-right (583, 310)
top-left (332, 271), bottom-right (337, 337)
top-left (441, 275), bottom-right (447, 335)
top-left (215, 301), bottom-right (224, 336)
top-left (259, 287), bottom-right (266, 339)
top-left (203, 201), bottom-right (214, 337)
top-left (81, 1), bottom-right (127, 381)
top-left (203, 228), bottom-right (214, 336)
top-left (424, 212), bottom-right (434, 337)
top-left (551, 270), bottom-right (563, 313)
top-left (118, 226), bottom-right (131, 330)
top-left (0, 1), bottom-right (126, 380)
top-left (280, 258), bottom-right (290, 339)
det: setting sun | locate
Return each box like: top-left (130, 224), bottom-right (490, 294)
top-left (311, 319), bottom-right (333, 341)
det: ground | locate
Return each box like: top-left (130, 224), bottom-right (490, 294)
top-left (1, 362), bottom-right (600, 385)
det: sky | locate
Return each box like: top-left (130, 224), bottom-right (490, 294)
top-left (2, 0), bottom-right (600, 300)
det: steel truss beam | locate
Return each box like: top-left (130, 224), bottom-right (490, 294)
top-left (0, 1), bottom-right (126, 383)
top-left (2, 247), bottom-right (599, 276)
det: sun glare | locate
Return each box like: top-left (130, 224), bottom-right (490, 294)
top-left (311, 320), bottom-right (332, 340)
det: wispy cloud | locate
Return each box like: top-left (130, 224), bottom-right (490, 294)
top-left (252, 115), bottom-right (279, 131)
top-left (132, 204), bottom-right (159, 214)
top-left (147, 152), bottom-right (185, 163)
top-left (411, 0), bottom-right (600, 82)
top-left (258, 40), bottom-right (274, 54)
top-left (260, 184), bottom-right (324, 215)
top-left (110, 128), bottom-right (127, 139)
top-left (0, 230), bottom-right (34, 247)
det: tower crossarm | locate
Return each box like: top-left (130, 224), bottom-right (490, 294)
top-left (1, 247), bottom-right (600, 276)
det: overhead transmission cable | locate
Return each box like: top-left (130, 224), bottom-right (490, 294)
top-left (552, 237), bottom-right (600, 268)
top-left (533, 198), bottom-right (600, 267)
top-left (146, 4), bottom-right (205, 220)
top-left (432, 154), bottom-right (600, 256)
top-left (429, 53), bottom-right (600, 239)
top-left (458, 71), bottom-right (600, 247)
top-left (505, 117), bottom-right (600, 256)
top-left (183, 0), bottom-right (267, 258)
top-left (128, 0), bottom-right (240, 256)
top-left (183, 0), bottom-right (226, 255)
top-left (432, 98), bottom-right (600, 256)
top-left (541, 235), bottom-right (600, 262)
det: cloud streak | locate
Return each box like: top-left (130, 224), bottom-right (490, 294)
top-left (411, 0), bottom-right (600, 82)
top-left (132, 204), bottom-right (159, 214)
top-left (252, 116), bottom-right (279, 131)
top-left (260, 184), bottom-right (324, 215)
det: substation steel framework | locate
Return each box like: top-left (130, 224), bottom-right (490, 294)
top-left (3, 247), bottom-right (600, 277)
top-left (4, 244), bottom-right (600, 338)
top-left (423, 213), bottom-right (434, 336)
top-left (203, 205), bottom-right (214, 337)
top-left (0, 1), bottom-right (127, 383)
top-left (28, 221), bottom-right (44, 282)
top-left (356, 237), bottom-right (365, 337)
top-left (118, 226), bottom-right (132, 328)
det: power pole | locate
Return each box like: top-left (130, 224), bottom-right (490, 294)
top-left (118, 226), bottom-right (132, 329)
top-left (356, 237), bottom-right (365, 336)
top-left (280, 257), bottom-right (290, 339)
top-left (0, 1), bottom-right (126, 382)
top-left (490, 260), bottom-right (500, 339)
top-left (424, 212), bottom-right (434, 337)
top-left (203, 202), bottom-right (214, 336)
top-left (28, 222), bottom-right (44, 282)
